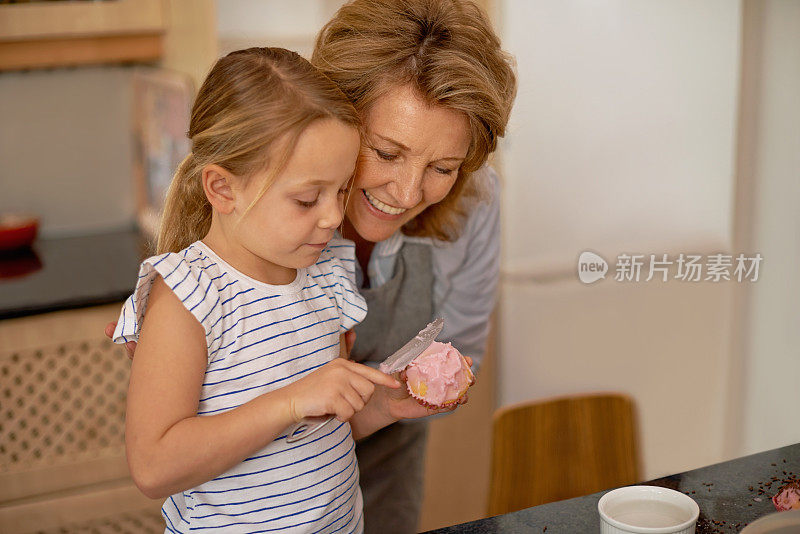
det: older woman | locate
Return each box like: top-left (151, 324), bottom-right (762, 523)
top-left (108, 1), bottom-right (515, 531)
top-left (311, 2), bottom-right (515, 532)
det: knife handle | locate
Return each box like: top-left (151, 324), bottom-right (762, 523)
top-left (285, 415), bottom-right (334, 443)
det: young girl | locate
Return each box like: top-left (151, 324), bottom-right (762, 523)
top-left (112, 48), bottom-right (409, 533)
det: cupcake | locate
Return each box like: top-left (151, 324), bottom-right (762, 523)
top-left (773, 482), bottom-right (800, 511)
top-left (404, 342), bottom-right (474, 408)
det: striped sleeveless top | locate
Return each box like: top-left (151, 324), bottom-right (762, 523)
top-left (113, 237), bottom-right (367, 533)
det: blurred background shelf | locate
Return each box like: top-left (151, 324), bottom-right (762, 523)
top-left (0, 0), bottom-right (165, 71)
top-left (0, 0), bottom-right (215, 88)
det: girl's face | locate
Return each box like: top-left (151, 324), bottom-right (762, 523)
top-left (231, 118), bottom-right (360, 284)
top-left (346, 83), bottom-right (472, 244)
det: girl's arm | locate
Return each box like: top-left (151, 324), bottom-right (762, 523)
top-left (126, 277), bottom-right (398, 499)
top-left (125, 277), bottom-right (295, 498)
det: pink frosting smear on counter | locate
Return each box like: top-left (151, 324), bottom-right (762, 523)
top-left (404, 341), bottom-right (474, 408)
top-left (773, 482), bottom-right (800, 511)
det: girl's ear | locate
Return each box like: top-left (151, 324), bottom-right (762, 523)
top-left (202, 164), bottom-right (237, 214)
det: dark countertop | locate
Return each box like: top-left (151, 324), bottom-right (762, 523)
top-left (0, 229), bottom-right (147, 319)
top-left (425, 443), bottom-right (800, 534)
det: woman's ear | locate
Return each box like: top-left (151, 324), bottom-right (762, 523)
top-left (202, 164), bottom-right (237, 214)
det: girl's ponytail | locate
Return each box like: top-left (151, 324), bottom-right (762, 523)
top-left (156, 153), bottom-right (211, 254)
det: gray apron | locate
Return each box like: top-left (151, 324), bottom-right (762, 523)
top-left (352, 241), bottom-right (434, 534)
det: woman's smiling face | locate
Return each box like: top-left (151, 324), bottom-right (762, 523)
top-left (346, 84), bottom-right (472, 243)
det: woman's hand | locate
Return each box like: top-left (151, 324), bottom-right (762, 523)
top-left (340, 329), bottom-right (356, 359)
top-left (350, 356), bottom-right (474, 439)
top-left (104, 321), bottom-right (137, 359)
top-left (282, 358), bottom-right (400, 423)
top-left (385, 355), bottom-right (474, 419)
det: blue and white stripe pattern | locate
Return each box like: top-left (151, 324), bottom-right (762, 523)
top-left (113, 237), bottom-right (367, 533)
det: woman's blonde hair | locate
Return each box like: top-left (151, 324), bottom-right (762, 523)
top-left (157, 47), bottom-right (360, 254)
top-left (312, 0), bottom-right (516, 241)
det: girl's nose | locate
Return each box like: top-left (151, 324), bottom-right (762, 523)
top-left (318, 198), bottom-right (344, 229)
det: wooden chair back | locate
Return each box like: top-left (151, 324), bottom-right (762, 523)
top-left (487, 393), bottom-right (640, 516)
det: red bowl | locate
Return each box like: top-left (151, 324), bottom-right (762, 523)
top-left (0, 214), bottom-right (39, 251)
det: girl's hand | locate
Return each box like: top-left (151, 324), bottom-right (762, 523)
top-left (104, 321), bottom-right (137, 360)
top-left (283, 358), bottom-right (400, 423)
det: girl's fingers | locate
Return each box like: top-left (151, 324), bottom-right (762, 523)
top-left (333, 398), bottom-right (355, 422)
top-left (342, 389), bottom-right (366, 412)
top-left (346, 361), bottom-right (400, 388)
top-left (349, 375), bottom-right (376, 402)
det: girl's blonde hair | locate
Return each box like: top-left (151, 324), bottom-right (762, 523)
top-left (312, 0), bottom-right (517, 241)
top-left (157, 47), bottom-right (361, 254)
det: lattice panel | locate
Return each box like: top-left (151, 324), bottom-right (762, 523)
top-left (0, 339), bottom-right (130, 472)
top-left (34, 510), bottom-right (165, 534)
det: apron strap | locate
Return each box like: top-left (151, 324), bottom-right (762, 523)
top-left (351, 241), bottom-right (434, 364)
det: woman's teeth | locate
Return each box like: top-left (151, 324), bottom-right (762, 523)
top-left (364, 190), bottom-right (407, 215)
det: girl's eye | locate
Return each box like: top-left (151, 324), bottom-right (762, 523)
top-left (338, 186), bottom-right (350, 196)
top-left (375, 149), bottom-right (398, 161)
top-left (296, 198), bottom-right (318, 208)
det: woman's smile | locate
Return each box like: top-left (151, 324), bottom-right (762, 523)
top-left (346, 84), bottom-right (471, 243)
top-left (362, 189), bottom-right (409, 217)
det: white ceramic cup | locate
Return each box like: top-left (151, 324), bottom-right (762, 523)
top-left (598, 485), bottom-right (700, 534)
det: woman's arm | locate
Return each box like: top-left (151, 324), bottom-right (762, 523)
top-left (126, 277), bottom-right (398, 499)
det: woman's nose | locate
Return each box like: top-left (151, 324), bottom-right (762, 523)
top-left (390, 166), bottom-right (424, 208)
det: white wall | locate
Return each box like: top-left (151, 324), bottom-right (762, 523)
top-left (736, 0), bottom-right (800, 456)
top-left (501, 278), bottom-right (733, 479)
top-left (216, 0), bottom-right (345, 58)
top-left (0, 67), bottom-right (137, 237)
top-left (499, 0), bottom-right (742, 479)
top-left (501, 0), bottom-right (739, 276)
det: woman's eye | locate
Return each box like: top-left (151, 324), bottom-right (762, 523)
top-left (434, 167), bottom-right (455, 175)
top-left (375, 149), bottom-right (398, 161)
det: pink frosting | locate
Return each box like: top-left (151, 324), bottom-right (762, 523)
top-left (405, 341), bottom-right (473, 407)
top-left (773, 482), bottom-right (800, 511)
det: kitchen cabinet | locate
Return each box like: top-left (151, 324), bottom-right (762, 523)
top-left (0, 304), bottom-right (163, 533)
top-left (0, 0), bottom-right (165, 71)
top-left (0, 0), bottom-right (216, 90)
top-left (0, 229), bottom-right (162, 532)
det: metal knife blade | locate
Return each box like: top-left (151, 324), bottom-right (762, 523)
top-left (378, 317), bottom-right (444, 374)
